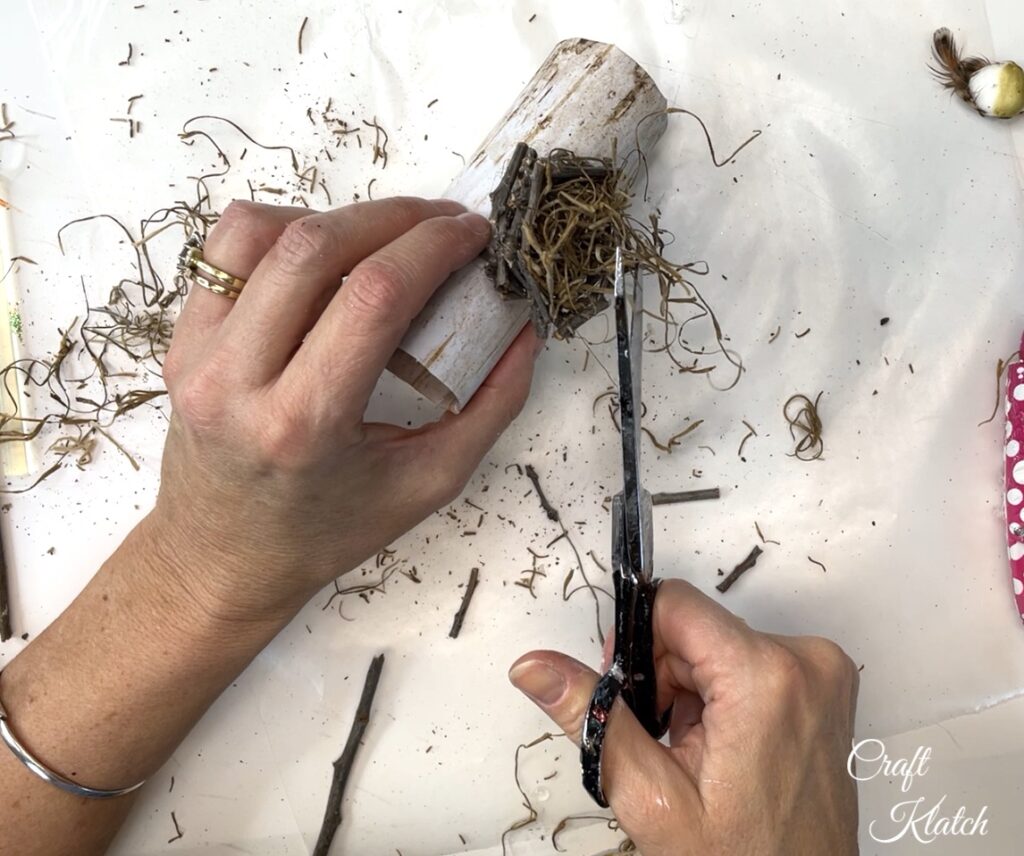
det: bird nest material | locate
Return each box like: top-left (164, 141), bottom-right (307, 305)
top-left (488, 142), bottom-right (623, 339)
top-left (486, 137), bottom-right (741, 383)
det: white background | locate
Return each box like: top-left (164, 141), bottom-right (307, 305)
top-left (2, 0), bottom-right (1024, 854)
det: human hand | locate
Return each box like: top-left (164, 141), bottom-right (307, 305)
top-left (149, 197), bottom-right (538, 623)
top-left (509, 580), bottom-right (859, 856)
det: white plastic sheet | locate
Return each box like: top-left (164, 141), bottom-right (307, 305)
top-left (2, 1), bottom-right (1024, 854)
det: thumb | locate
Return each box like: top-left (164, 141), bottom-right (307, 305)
top-left (508, 650), bottom-right (695, 836)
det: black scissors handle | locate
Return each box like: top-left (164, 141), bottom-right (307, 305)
top-left (581, 504), bottom-right (667, 806)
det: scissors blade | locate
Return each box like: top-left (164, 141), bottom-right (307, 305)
top-left (613, 248), bottom-right (652, 582)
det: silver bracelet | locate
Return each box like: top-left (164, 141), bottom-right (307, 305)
top-left (0, 683), bottom-right (146, 800)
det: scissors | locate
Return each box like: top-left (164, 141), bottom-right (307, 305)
top-left (580, 248), bottom-right (671, 808)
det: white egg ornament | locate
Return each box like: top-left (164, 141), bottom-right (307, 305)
top-left (931, 27), bottom-right (1024, 119)
top-left (969, 62), bottom-right (1024, 118)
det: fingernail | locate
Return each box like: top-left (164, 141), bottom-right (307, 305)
top-left (458, 211), bottom-right (492, 237)
top-left (509, 660), bottom-right (567, 706)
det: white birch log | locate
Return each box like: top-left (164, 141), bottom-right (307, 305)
top-left (387, 38), bottom-right (668, 412)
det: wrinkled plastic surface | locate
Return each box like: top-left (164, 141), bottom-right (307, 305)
top-left (2, 0), bottom-right (1024, 853)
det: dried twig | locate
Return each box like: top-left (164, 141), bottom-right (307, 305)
top-left (524, 463), bottom-right (559, 522)
top-left (652, 488), bottom-right (720, 505)
top-left (167, 811), bottom-right (183, 844)
top-left (716, 545), bottom-right (764, 594)
top-left (449, 567), bottom-right (480, 638)
top-left (312, 654), bottom-right (386, 856)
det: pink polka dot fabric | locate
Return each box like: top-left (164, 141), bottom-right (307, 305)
top-left (1004, 334), bottom-right (1024, 623)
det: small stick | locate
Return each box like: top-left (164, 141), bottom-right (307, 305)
top-left (524, 464), bottom-right (559, 522)
top-left (716, 545), bottom-right (764, 594)
top-left (448, 568), bottom-right (480, 639)
top-left (514, 258), bottom-right (551, 335)
top-left (298, 16), bottom-right (309, 54)
top-left (490, 142), bottom-right (528, 229)
top-left (312, 654), bottom-right (386, 856)
top-left (167, 811), bottom-right (183, 844)
top-left (0, 527), bottom-right (11, 642)
top-left (652, 488), bottom-right (720, 505)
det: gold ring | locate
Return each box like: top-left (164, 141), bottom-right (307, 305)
top-left (177, 234), bottom-right (247, 300)
top-left (191, 274), bottom-right (243, 299)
